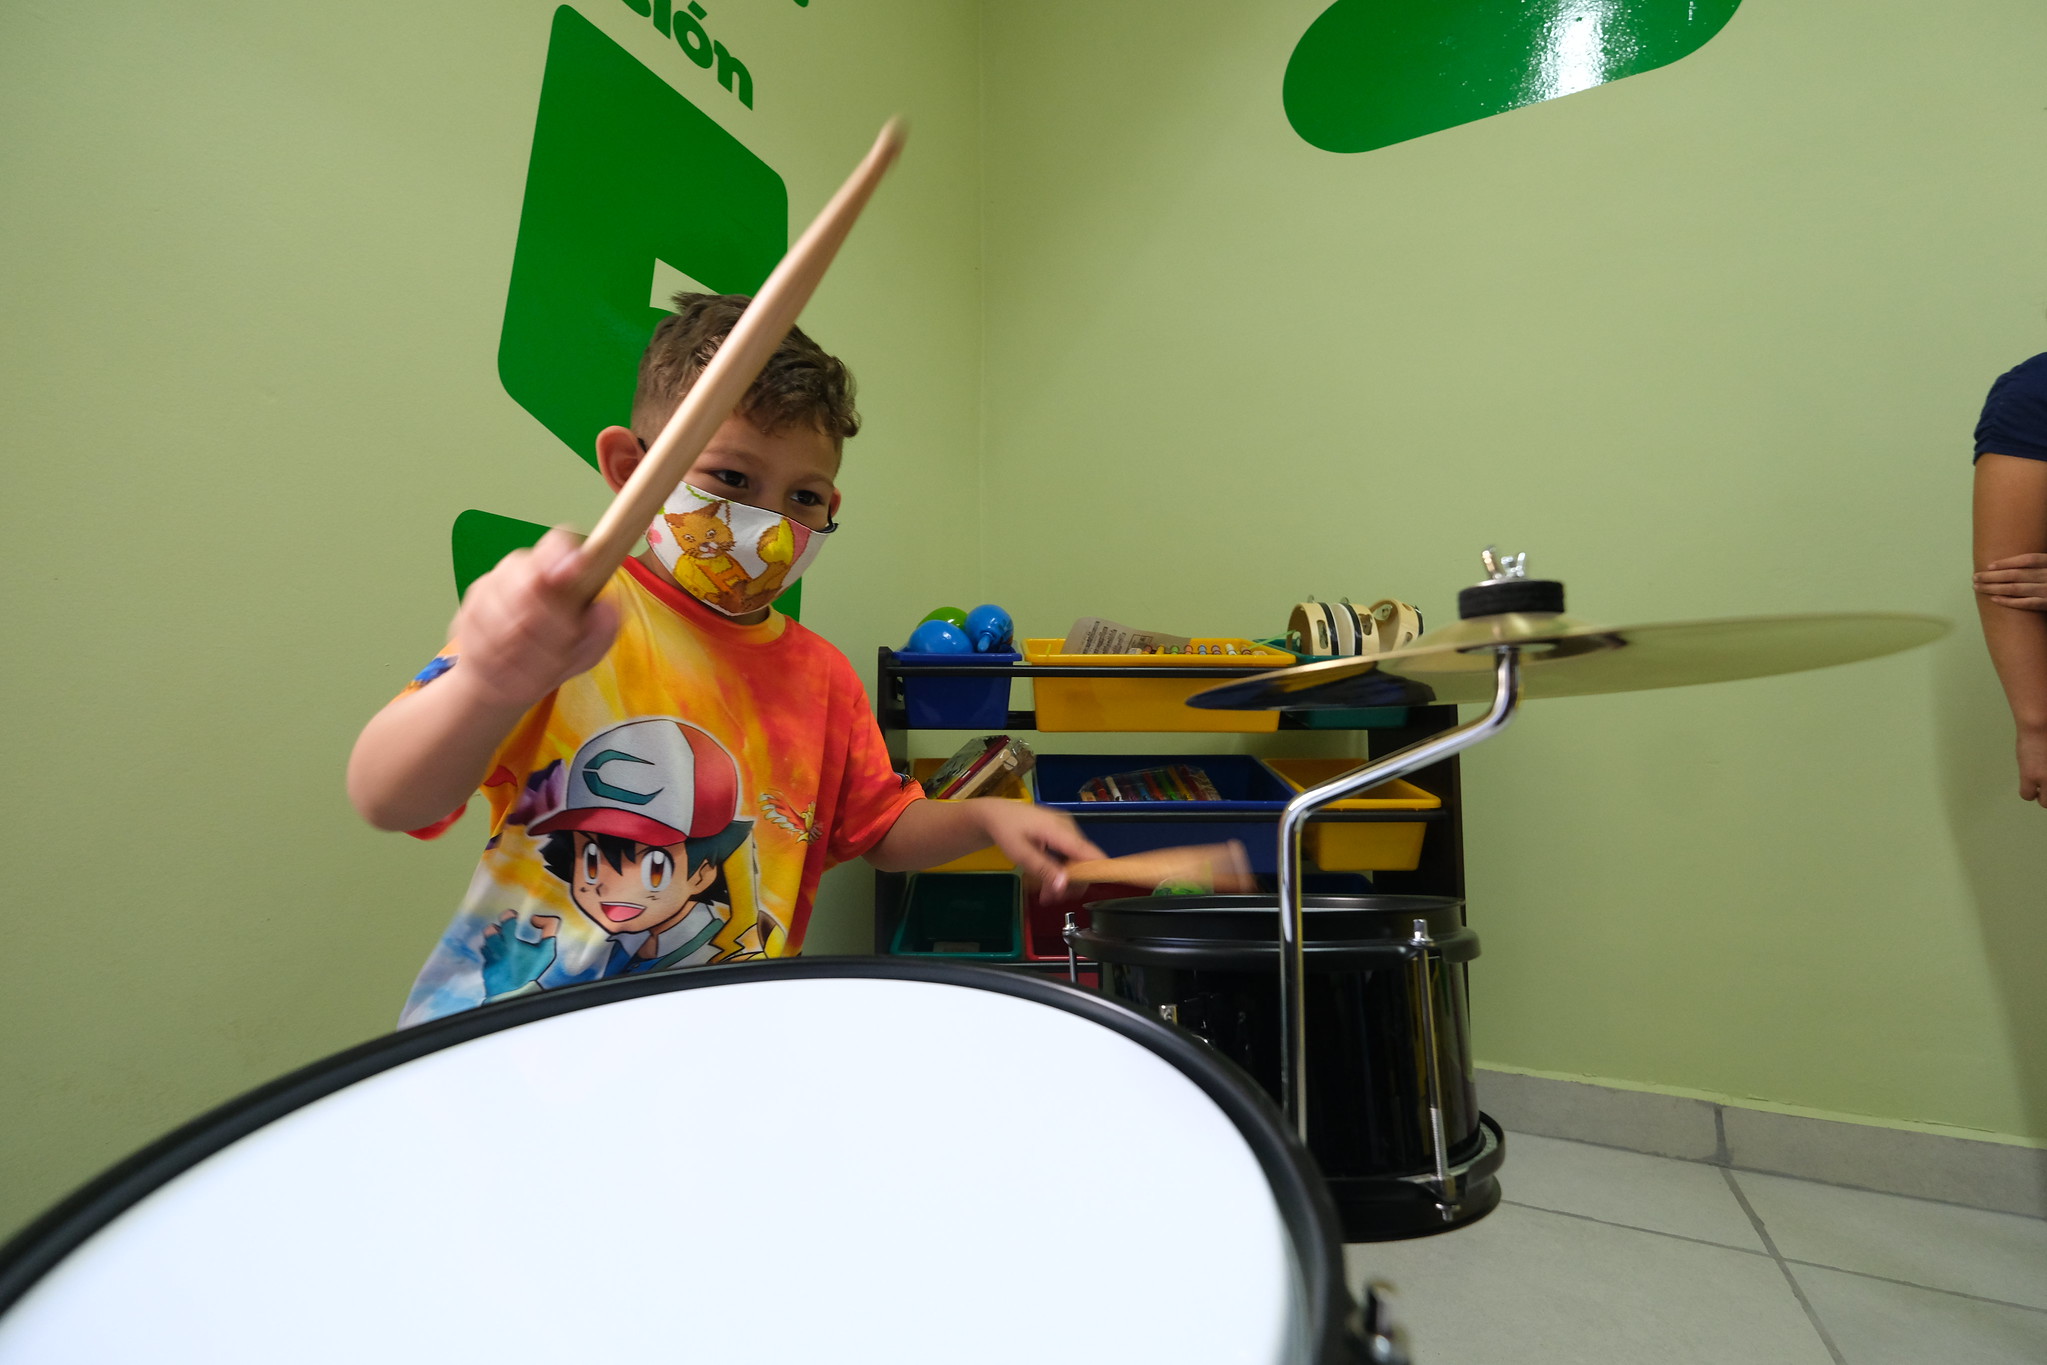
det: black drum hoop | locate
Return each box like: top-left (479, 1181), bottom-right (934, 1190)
top-left (0, 957), bottom-right (1355, 1363)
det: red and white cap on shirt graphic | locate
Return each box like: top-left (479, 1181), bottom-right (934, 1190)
top-left (529, 719), bottom-right (741, 847)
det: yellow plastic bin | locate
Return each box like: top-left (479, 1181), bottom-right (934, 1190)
top-left (1262, 757), bottom-right (1441, 872)
top-left (1022, 639), bottom-right (1292, 733)
top-left (912, 758), bottom-right (1033, 872)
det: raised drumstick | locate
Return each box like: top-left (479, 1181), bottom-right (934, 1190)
top-left (1063, 841), bottom-right (1255, 894)
top-left (569, 118), bottom-right (908, 601)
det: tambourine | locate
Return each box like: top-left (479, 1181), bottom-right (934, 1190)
top-left (1286, 599), bottom-right (1371, 658)
top-left (1285, 599), bottom-right (1423, 658)
top-left (1366, 599), bottom-right (1424, 651)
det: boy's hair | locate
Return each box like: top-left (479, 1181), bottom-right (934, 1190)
top-left (633, 292), bottom-right (859, 447)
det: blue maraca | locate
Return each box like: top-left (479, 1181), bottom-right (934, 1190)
top-left (965, 604), bottom-right (1014, 653)
top-left (905, 618), bottom-right (972, 654)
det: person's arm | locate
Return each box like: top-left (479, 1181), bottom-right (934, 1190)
top-left (866, 798), bottom-right (1104, 893)
top-left (1972, 454), bottom-right (2047, 805)
top-left (346, 531), bottom-right (619, 831)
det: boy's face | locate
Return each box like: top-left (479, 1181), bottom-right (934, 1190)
top-left (598, 412), bottom-right (841, 532)
top-left (567, 831), bottom-right (719, 937)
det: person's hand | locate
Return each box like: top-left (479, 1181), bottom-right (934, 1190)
top-left (480, 911), bottom-right (559, 999)
top-left (1975, 554), bottom-right (2047, 610)
top-left (971, 801), bottom-right (1104, 894)
top-left (2016, 728), bottom-right (2047, 807)
top-left (449, 529), bottom-right (620, 710)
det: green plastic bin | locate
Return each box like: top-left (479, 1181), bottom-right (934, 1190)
top-left (889, 873), bottom-right (1022, 960)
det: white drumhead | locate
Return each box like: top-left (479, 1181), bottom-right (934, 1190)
top-left (0, 975), bottom-right (1299, 1364)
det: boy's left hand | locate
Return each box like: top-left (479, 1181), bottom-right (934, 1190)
top-left (975, 801), bottom-right (1104, 894)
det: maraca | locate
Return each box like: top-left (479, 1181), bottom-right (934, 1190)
top-left (965, 604), bottom-right (1014, 653)
top-left (906, 618), bottom-right (972, 653)
top-left (920, 606), bottom-right (968, 629)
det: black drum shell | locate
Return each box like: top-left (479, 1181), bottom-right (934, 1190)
top-left (1077, 895), bottom-right (1482, 1183)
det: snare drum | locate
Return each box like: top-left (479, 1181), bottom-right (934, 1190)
top-left (0, 960), bottom-right (1387, 1364)
top-left (1077, 895), bottom-right (1504, 1242)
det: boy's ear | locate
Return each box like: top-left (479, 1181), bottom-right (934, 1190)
top-left (594, 426), bottom-right (644, 494)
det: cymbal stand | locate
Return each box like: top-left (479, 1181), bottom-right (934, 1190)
top-left (1274, 646), bottom-right (1524, 1144)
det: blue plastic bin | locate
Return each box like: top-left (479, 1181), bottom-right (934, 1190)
top-left (891, 649), bottom-right (1020, 729)
top-left (1032, 753), bottom-right (1294, 875)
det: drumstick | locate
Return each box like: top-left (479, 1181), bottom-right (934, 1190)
top-left (569, 118), bottom-right (908, 601)
top-left (1063, 841), bottom-right (1255, 894)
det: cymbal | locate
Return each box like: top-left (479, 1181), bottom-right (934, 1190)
top-left (1187, 611), bottom-right (1950, 710)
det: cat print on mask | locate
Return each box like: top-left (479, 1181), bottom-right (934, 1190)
top-left (659, 503), bottom-right (794, 616)
top-left (646, 479), bottom-right (832, 619)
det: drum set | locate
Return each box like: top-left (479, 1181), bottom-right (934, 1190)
top-left (1072, 548), bottom-right (1946, 1248)
top-left (0, 549), bottom-right (1945, 1364)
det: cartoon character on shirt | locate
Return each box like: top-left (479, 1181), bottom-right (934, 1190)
top-left (478, 718), bottom-right (755, 1001)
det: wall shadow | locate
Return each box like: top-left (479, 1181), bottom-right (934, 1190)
top-left (1932, 581), bottom-right (2047, 1142)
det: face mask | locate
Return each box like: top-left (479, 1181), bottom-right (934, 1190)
top-left (645, 479), bottom-right (834, 618)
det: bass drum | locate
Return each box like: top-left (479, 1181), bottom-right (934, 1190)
top-left (1078, 894), bottom-right (1504, 1242)
top-left (0, 959), bottom-right (1396, 1364)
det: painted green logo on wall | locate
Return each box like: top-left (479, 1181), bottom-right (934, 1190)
top-left (464, 6), bottom-right (801, 615)
top-left (499, 5), bottom-right (785, 463)
top-left (1284, 0), bottom-right (1742, 154)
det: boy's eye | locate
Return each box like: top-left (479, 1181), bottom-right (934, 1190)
top-left (710, 470), bottom-right (747, 489)
top-left (792, 490), bottom-right (823, 507)
top-left (580, 842), bottom-right (601, 884)
top-left (641, 849), bottom-right (674, 892)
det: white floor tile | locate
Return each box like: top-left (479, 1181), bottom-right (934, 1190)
top-left (1796, 1264), bottom-right (2047, 1365)
top-left (1499, 1132), bottom-right (1765, 1251)
top-left (1733, 1170), bottom-right (2047, 1311)
top-left (1345, 1201), bottom-right (1832, 1365)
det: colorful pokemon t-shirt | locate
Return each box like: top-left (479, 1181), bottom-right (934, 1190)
top-left (398, 557), bottom-right (921, 1026)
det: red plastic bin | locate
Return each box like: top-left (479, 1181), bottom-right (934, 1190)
top-left (1023, 882), bottom-right (1151, 961)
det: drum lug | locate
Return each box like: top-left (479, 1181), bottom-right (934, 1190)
top-left (1062, 911), bottom-right (1080, 985)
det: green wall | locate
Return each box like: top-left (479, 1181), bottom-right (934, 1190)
top-left (979, 0), bottom-right (2047, 1143)
top-left (6, 0), bottom-right (2046, 1243)
top-left (0, 0), bottom-right (983, 1236)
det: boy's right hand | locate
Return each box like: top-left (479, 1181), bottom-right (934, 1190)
top-left (449, 529), bottom-right (621, 711)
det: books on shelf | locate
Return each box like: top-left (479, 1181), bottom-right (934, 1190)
top-left (921, 735), bottom-right (1035, 800)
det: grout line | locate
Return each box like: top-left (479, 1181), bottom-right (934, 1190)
top-left (1723, 1167), bottom-right (1849, 1365)
top-left (1506, 1130), bottom-right (2046, 1222)
top-left (1500, 1200), bottom-right (1770, 1256)
top-left (1505, 1129), bottom-right (1722, 1165)
top-left (1506, 1183), bottom-right (2047, 1317)
top-left (1720, 1161), bottom-right (2047, 1223)
top-left (1712, 1104), bottom-right (1730, 1165)
top-left (1780, 1259), bottom-right (2047, 1317)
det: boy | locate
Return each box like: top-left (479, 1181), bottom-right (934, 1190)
top-left (350, 294), bottom-right (1098, 1025)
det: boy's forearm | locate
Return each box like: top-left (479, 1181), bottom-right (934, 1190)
top-left (346, 670), bottom-right (531, 831)
top-left (864, 798), bottom-right (989, 872)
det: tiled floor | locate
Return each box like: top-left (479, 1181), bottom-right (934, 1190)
top-left (1344, 1132), bottom-right (2047, 1364)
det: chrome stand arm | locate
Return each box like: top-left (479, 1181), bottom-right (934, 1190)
top-left (1275, 647), bottom-right (1523, 1141)
top-left (1409, 917), bottom-right (1455, 1216)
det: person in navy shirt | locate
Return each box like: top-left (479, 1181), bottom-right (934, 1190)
top-left (1972, 352), bottom-right (2047, 804)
